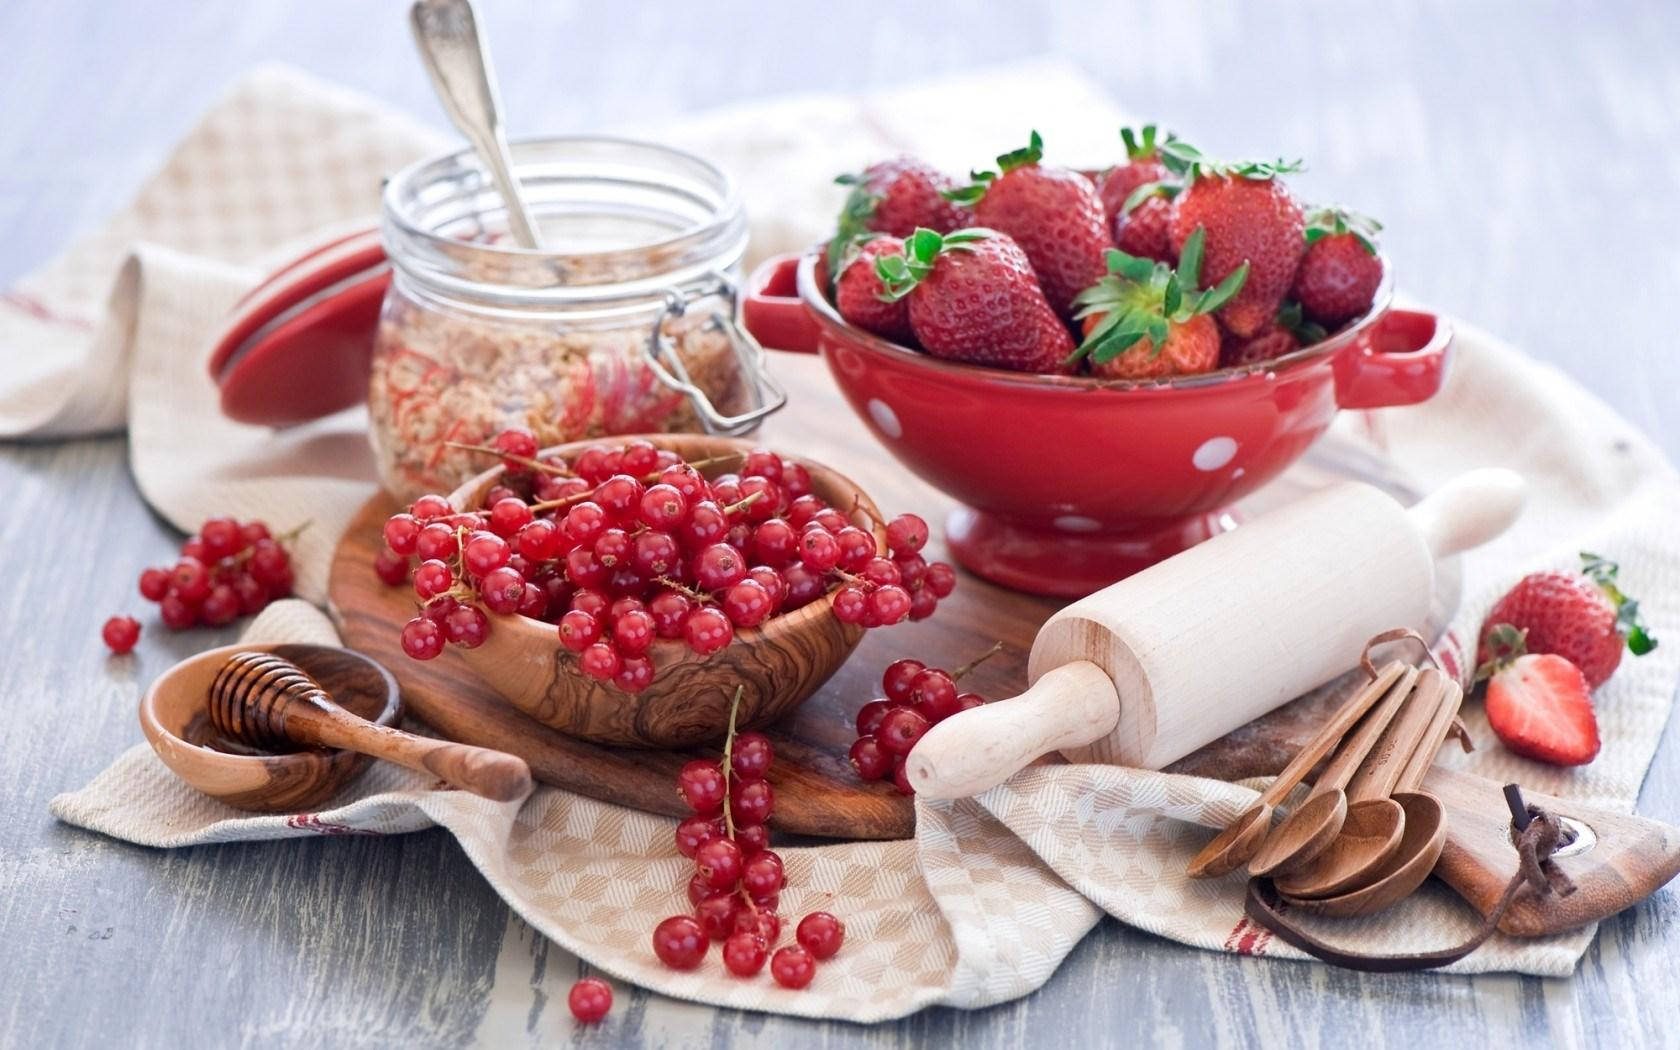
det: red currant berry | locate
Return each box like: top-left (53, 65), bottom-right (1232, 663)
top-left (170, 557), bottom-right (212, 603)
top-left (578, 641), bottom-right (621, 681)
top-left (909, 586), bottom-right (939, 621)
top-left (421, 595), bottom-right (459, 625)
top-left (892, 757), bottom-right (915, 795)
top-left (490, 427), bottom-right (539, 470)
top-left (479, 565), bottom-right (527, 614)
top-left (414, 559), bottom-right (455, 600)
top-left (680, 501), bottom-right (730, 548)
top-left (231, 574), bottom-right (269, 615)
top-left (955, 692), bottom-right (986, 713)
top-left (781, 462), bottom-right (813, 498)
top-left (517, 583), bottom-right (549, 619)
top-left (487, 497), bottom-right (533, 538)
top-left (882, 659), bottom-right (925, 703)
top-left (686, 872), bottom-right (713, 908)
top-left (742, 449), bottom-right (783, 482)
top-left (855, 699), bottom-right (892, 737)
top-left (463, 531), bottom-right (510, 576)
top-left (565, 549), bottom-right (609, 592)
top-left (722, 931), bottom-right (768, 977)
top-left (779, 564), bottom-right (826, 610)
top-left (138, 566), bottom-right (171, 602)
top-left (834, 526), bottom-right (876, 572)
top-left (910, 668), bottom-right (955, 710)
top-left (239, 521), bottom-right (272, 546)
top-left (730, 732), bottom-right (774, 780)
top-left (740, 851), bottom-right (784, 898)
top-left (751, 519), bottom-right (798, 567)
top-left (925, 561), bottom-right (958, 598)
top-left (675, 815), bottom-right (723, 859)
top-left (562, 501), bottom-right (609, 546)
top-left (200, 584), bottom-right (241, 627)
top-left (620, 439), bottom-right (660, 476)
top-left (894, 553), bottom-right (928, 591)
top-left (658, 464), bottom-right (708, 504)
top-left (569, 588), bottom-right (610, 620)
top-left (722, 578), bottom-right (773, 628)
top-left (770, 945), bottom-right (816, 989)
top-left (382, 513), bottom-right (422, 555)
top-left (747, 566), bottom-right (788, 610)
top-left (733, 908), bottom-right (780, 945)
top-left (611, 608), bottom-right (656, 656)
top-left (694, 892), bottom-right (743, 941)
top-left (593, 474), bottom-right (645, 520)
top-left (786, 494), bottom-right (825, 528)
top-left (708, 475), bottom-right (742, 507)
top-left (638, 484), bottom-right (689, 530)
top-left (443, 604), bottom-right (490, 648)
top-left (849, 735), bottom-right (892, 780)
top-left (652, 915), bottom-right (708, 970)
top-left (861, 557), bottom-right (902, 588)
top-left (373, 549), bottom-right (409, 587)
top-left (683, 606), bottom-right (734, 655)
top-left (692, 543), bottom-right (747, 591)
top-left (867, 584), bottom-right (912, 626)
top-left (573, 446), bottom-right (611, 483)
top-left (647, 590), bottom-right (693, 638)
top-left (592, 528), bottom-right (631, 568)
top-left (484, 484), bottom-right (521, 508)
top-left (730, 779), bottom-right (774, 826)
top-left (511, 520), bottom-right (558, 564)
top-left (877, 708), bottom-right (930, 756)
top-left (630, 530), bottom-right (681, 578)
top-left (813, 508), bottom-right (848, 533)
top-left (159, 592), bottom-right (197, 630)
top-left (676, 760), bottom-right (726, 816)
top-left (796, 912), bottom-right (845, 960)
top-left (101, 615), bottom-right (141, 654)
top-left (401, 616), bottom-right (445, 660)
top-left (693, 836), bottom-right (745, 891)
top-left (798, 527), bottom-right (840, 572)
top-left (916, 680), bottom-right (963, 722)
top-left (734, 823), bottom-right (770, 856)
top-left (410, 493), bottom-right (454, 521)
top-left (566, 976), bottom-right (612, 1024)
top-left (415, 522), bottom-right (457, 562)
top-left (831, 586), bottom-right (867, 624)
top-left (735, 477), bottom-right (781, 522)
top-left (612, 655), bottom-right (655, 693)
top-left (885, 513), bottom-right (929, 555)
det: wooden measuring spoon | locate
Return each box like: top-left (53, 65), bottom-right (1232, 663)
top-left (1284, 678), bottom-right (1463, 917)
top-left (1186, 661), bottom-right (1407, 878)
top-left (1273, 668), bottom-right (1448, 897)
top-left (209, 650), bottom-right (533, 802)
top-left (1248, 665), bottom-right (1419, 877)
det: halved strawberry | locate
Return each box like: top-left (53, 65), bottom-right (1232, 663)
top-left (1482, 651), bottom-right (1600, 767)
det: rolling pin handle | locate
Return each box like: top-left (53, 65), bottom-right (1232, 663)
top-left (904, 660), bottom-right (1120, 799)
top-left (1406, 468), bottom-right (1526, 558)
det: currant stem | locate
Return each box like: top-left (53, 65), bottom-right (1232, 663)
top-left (445, 440), bottom-right (572, 477)
top-left (722, 490), bottom-right (766, 518)
top-left (951, 641), bottom-right (1005, 681)
top-left (720, 684), bottom-right (744, 840)
top-left (655, 576), bottom-right (714, 603)
top-left (275, 519), bottom-right (314, 546)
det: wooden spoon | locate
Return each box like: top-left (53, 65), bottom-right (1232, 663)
top-left (209, 650), bottom-right (533, 802)
top-left (1272, 668), bottom-right (1448, 897)
top-left (1286, 679), bottom-right (1463, 917)
top-left (1186, 661), bottom-right (1407, 878)
top-left (1247, 665), bottom-right (1419, 877)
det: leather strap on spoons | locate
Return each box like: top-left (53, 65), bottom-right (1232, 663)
top-left (1273, 668), bottom-right (1448, 897)
top-left (1186, 661), bottom-right (1407, 878)
top-left (1285, 678), bottom-right (1463, 917)
top-left (1248, 665), bottom-right (1419, 877)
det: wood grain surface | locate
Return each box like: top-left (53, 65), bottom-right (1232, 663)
top-left (5, 3), bottom-right (1680, 1048)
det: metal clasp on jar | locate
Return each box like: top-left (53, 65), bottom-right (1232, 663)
top-left (646, 272), bottom-right (788, 435)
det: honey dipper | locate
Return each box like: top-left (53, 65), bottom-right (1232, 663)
top-left (208, 650), bottom-right (533, 802)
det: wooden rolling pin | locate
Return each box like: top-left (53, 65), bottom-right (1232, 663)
top-left (907, 469), bottom-right (1526, 799)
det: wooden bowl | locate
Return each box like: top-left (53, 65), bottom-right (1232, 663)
top-left (139, 643), bottom-right (403, 812)
top-left (446, 434), bottom-right (878, 748)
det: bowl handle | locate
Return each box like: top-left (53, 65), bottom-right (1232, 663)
top-left (1332, 308), bottom-right (1453, 409)
top-left (741, 253), bottom-right (820, 354)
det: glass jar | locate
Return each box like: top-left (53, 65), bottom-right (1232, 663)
top-left (369, 136), bottom-right (784, 500)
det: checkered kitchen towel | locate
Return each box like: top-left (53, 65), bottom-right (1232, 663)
top-left (23, 65), bottom-right (1680, 1018)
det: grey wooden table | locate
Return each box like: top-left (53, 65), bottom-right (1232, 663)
top-left (4, 2), bottom-right (1679, 1047)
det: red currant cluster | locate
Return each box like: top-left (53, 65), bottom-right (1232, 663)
top-left (374, 430), bottom-right (958, 693)
top-left (130, 517), bottom-right (300, 634)
top-left (652, 688), bottom-right (846, 989)
top-left (849, 643), bottom-right (1002, 795)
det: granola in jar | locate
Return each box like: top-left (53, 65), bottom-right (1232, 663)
top-left (371, 137), bottom-right (778, 501)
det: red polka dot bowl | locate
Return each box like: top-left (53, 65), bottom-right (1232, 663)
top-left (741, 248), bottom-right (1451, 597)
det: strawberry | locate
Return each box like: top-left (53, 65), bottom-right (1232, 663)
top-left (1292, 208), bottom-right (1384, 327)
top-left (1096, 125), bottom-right (1172, 220)
top-left (1098, 125), bottom-right (1179, 264)
top-left (1161, 141), bottom-right (1306, 338)
top-left (946, 132), bottom-right (1112, 320)
top-left (1220, 301), bottom-right (1325, 368)
top-left (1070, 228), bottom-right (1248, 379)
top-left (1477, 553), bottom-right (1658, 689)
top-left (834, 157), bottom-right (973, 240)
top-left (876, 227), bottom-right (1073, 373)
top-left (1483, 651), bottom-right (1601, 766)
top-left (833, 235), bottom-right (914, 344)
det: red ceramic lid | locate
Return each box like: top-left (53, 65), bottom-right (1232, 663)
top-left (209, 225), bottom-right (390, 426)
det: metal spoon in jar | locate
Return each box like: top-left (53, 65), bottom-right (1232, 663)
top-left (409, 0), bottom-right (545, 249)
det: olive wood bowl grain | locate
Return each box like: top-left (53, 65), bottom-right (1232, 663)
top-left (139, 642), bottom-right (403, 812)
top-left (445, 434), bottom-right (880, 748)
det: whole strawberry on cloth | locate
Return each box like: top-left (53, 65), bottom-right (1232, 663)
top-left (1097, 125), bottom-right (1179, 264)
top-left (832, 235), bottom-right (914, 344)
top-left (1293, 208), bottom-right (1385, 328)
top-left (944, 131), bottom-right (1112, 320)
top-left (1475, 553), bottom-right (1658, 766)
top-left (1068, 227), bottom-right (1249, 379)
top-left (875, 227), bottom-right (1073, 373)
top-left (1159, 140), bottom-right (1307, 338)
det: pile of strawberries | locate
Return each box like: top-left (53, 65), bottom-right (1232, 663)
top-left (830, 126), bottom-right (1383, 379)
top-left (1475, 553), bottom-right (1657, 766)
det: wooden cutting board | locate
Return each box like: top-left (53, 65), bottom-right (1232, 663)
top-left (326, 353), bottom-right (1455, 839)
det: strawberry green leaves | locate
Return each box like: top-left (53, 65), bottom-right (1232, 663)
top-left (1581, 552), bottom-right (1659, 655)
top-left (1066, 227), bottom-right (1248, 366)
top-left (942, 130), bottom-right (1047, 207)
top-left (1120, 124), bottom-right (1172, 162)
top-left (1304, 206), bottom-right (1383, 255)
top-left (828, 173), bottom-right (883, 283)
top-left (873, 227), bottom-right (991, 302)
top-left (1158, 139), bottom-right (1304, 183)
